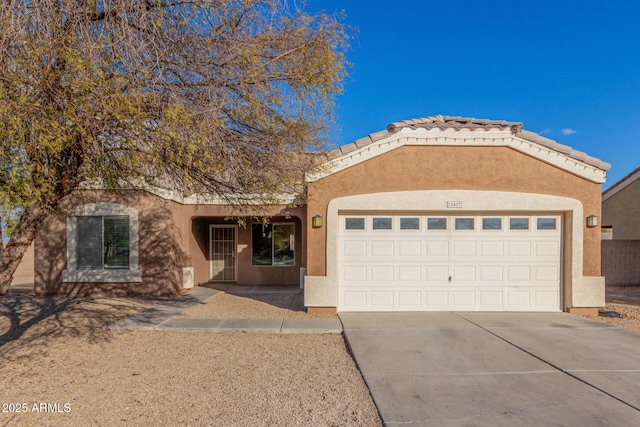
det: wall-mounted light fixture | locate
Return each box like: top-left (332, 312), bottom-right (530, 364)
top-left (587, 214), bottom-right (599, 228)
top-left (312, 215), bottom-right (323, 228)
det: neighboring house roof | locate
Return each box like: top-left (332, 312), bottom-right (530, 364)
top-left (602, 166), bottom-right (640, 202)
top-left (311, 115), bottom-right (610, 183)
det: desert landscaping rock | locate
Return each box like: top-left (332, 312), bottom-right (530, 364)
top-left (0, 289), bottom-right (380, 426)
top-left (177, 292), bottom-right (336, 319)
top-left (580, 286), bottom-right (640, 333)
top-left (5, 284), bottom-right (640, 426)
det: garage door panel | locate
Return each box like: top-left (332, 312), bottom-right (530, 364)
top-left (426, 241), bottom-right (449, 256)
top-left (480, 266), bottom-right (504, 282)
top-left (399, 241), bottom-right (422, 257)
top-left (398, 291), bottom-right (422, 307)
top-left (398, 265), bottom-right (422, 282)
top-left (452, 291), bottom-right (476, 308)
top-left (371, 240), bottom-right (394, 256)
top-left (535, 241), bottom-right (560, 257)
top-left (508, 241), bottom-right (532, 256)
top-left (453, 241), bottom-right (476, 256)
top-left (342, 291), bottom-right (367, 308)
top-left (507, 291), bottom-right (531, 307)
top-left (480, 241), bottom-right (504, 257)
top-left (371, 291), bottom-right (394, 307)
top-left (425, 291), bottom-right (449, 308)
top-left (343, 265), bottom-right (367, 282)
top-left (426, 265), bottom-right (449, 281)
top-left (479, 291), bottom-right (503, 308)
top-left (343, 240), bottom-right (367, 257)
top-left (508, 266), bottom-right (531, 282)
top-left (338, 214), bottom-right (561, 312)
top-left (452, 265), bottom-right (476, 282)
top-left (535, 266), bottom-right (559, 282)
top-left (371, 265), bottom-right (394, 281)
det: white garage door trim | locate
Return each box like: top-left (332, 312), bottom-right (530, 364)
top-left (338, 213), bottom-right (562, 311)
top-left (303, 190), bottom-right (594, 310)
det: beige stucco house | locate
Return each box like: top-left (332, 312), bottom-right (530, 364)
top-left (34, 115), bottom-right (610, 315)
top-left (602, 167), bottom-right (640, 285)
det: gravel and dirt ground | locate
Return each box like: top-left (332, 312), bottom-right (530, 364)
top-left (177, 291), bottom-right (336, 319)
top-left (4, 284), bottom-right (640, 426)
top-left (580, 285), bottom-right (640, 333)
top-left (0, 288), bottom-right (381, 427)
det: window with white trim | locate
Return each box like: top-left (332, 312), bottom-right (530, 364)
top-left (62, 203), bottom-right (141, 283)
top-left (77, 216), bottom-right (130, 269)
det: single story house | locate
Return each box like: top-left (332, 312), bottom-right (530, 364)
top-left (34, 115), bottom-right (609, 315)
top-left (601, 167), bottom-right (640, 285)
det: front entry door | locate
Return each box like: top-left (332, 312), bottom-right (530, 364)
top-left (209, 225), bottom-right (237, 281)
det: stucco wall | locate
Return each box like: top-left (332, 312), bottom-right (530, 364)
top-left (35, 191), bottom-right (187, 296)
top-left (602, 240), bottom-right (640, 285)
top-left (306, 145), bottom-right (602, 278)
top-left (602, 178), bottom-right (640, 239)
top-left (34, 190), bottom-right (307, 296)
top-left (8, 242), bottom-right (34, 286)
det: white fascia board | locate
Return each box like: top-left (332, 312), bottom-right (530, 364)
top-left (306, 127), bottom-right (607, 184)
top-left (148, 186), bottom-right (300, 205)
top-left (79, 179), bottom-right (300, 205)
top-left (602, 169), bottom-right (640, 202)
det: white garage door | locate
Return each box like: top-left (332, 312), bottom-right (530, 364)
top-left (338, 214), bottom-right (561, 312)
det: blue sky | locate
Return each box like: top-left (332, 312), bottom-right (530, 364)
top-left (306, 0), bottom-right (640, 189)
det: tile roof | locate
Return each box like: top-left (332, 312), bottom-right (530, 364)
top-left (332, 115), bottom-right (610, 171)
top-left (386, 115), bottom-right (522, 133)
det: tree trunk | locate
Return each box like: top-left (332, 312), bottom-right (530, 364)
top-left (0, 203), bottom-right (49, 295)
top-left (0, 215), bottom-right (4, 264)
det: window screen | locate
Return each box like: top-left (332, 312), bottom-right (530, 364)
top-left (77, 217), bottom-right (102, 269)
top-left (103, 216), bottom-right (130, 269)
top-left (77, 216), bottom-right (130, 269)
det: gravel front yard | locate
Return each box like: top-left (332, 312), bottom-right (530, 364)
top-left (5, 284), bottom-right (640, 426)
top-left (579, 285), bottom-right (640, 333)
top-left (177, 291), bottom-right (336, 319)
top-left (0, 289), bottom-right (381, 427)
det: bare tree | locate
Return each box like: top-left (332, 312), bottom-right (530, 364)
top-left (0, 0), bottom-right (350, 294)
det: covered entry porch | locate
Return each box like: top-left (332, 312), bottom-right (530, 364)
top-left (189, 209), bottom-right (306, 288)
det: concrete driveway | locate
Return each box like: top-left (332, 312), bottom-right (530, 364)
top-left (340, 312), bottom-right (640, 426)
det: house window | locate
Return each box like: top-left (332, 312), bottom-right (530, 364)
top-left (252, 223), bottom-right (295, 266)
top-left (77, 216), bottom-right (130, 269)
top-left (62, 202), bottom-right (141, 283)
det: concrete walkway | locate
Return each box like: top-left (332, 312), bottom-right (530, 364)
top-left (341, 312), bottom-right (640, 426)
top-left (108, 286), bottom-right (342, 334)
